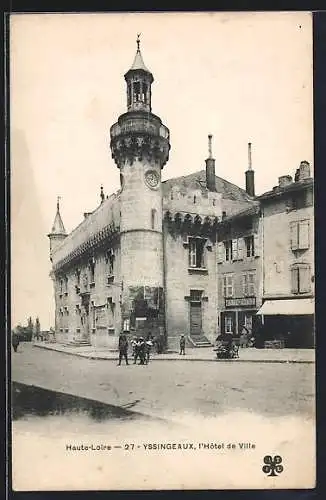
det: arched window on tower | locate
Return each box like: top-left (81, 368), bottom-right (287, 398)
top-left (133, 81), bottom-right (140, 102)
top-left (151, 209), bottom-right (157, 230)
top-left (127, 83), bottom-right (131, 107)
top-left (142, 82), bottom-right (148, 103)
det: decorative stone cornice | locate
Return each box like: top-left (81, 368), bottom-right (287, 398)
top-left (110, 111), bottom-right (170, 169)
top-left (52, 222), bottom-right (120, 273)
top-left (164, 210), bottom-right (218, 238)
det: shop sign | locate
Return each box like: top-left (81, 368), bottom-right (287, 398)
top-left (225, 297), bottom-right (256, 308)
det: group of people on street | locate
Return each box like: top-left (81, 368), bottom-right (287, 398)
top-left (118, 333), bottom-right (154, 366)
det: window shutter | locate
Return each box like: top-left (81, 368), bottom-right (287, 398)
top-left (217, 242), bottom-right (224, 264)
top-left (232, 239), bottom-right (238, 260)
top-left (227, 275), bottom-right (233, 297)
top-left (253, 233), bottom-right (260, 257)
top-left (299, 265), bottom-right (311, 293)
top-left (249, 273), bottom-right (255, 295)
top-left (220, 312), bottom-right (226, 334)
top-left (242, 274), bottom-right (247, 296)
top-left (298, 220), bottom-right (309, 250)
top-left (223, 276), bottom-right (227, 297)
top-left (290, 222), bottom-right (299, 250)
top-left (237, 238), bottom-right (244, 260)
top-left (291, 268), bottom-right (299, 294)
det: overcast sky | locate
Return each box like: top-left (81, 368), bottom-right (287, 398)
top-left (10, 11), bottom-right (313, 329)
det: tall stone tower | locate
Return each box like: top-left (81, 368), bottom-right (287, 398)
top-left (110, 36), bottom-right (170, 339)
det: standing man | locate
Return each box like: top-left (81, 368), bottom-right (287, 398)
top-left (179, 334), bottom-right (186, 355)
top-left (118, 333), bottom-right (129, 366)
top-left (12, 332), bottom-right (20, 353)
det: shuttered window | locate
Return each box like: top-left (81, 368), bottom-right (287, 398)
top-left (237, 238), bottom-right (244, 260)
top-left (290, 220), bottom-right (310, 251)
top-left (298, 221), bottom-right (309, 249)
top-left (291, 264), bottom-right (311, 294)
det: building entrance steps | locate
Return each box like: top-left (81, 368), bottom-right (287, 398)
top-left (188, 335), bottom-right (212, 347)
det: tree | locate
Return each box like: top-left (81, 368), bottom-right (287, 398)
top-left (26, 317), bottom-right (34, 342)
top-left (35, 317), bottom-right (41, 340)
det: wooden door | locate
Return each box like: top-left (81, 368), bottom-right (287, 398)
top-left (190, 302), bottom-right (202, 336)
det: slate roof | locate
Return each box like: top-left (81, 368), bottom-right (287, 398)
top-left (129, 48), bottom-right (151, 74)
top-left (50, 206), bottom-right (66, 235)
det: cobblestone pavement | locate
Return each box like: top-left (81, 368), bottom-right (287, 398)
top-left (12, 343), bottom-right (315, 420)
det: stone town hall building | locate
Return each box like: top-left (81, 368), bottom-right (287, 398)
top-left (48, 41), bottom-right (314, 350)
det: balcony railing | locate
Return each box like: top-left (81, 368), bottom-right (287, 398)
top-left (110, 116), bottom-right (169, 141)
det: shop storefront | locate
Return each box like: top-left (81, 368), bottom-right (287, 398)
top-left (256, 298), bottom-right (315, 348)
top-left (220, 296), bottom-right (259, 337)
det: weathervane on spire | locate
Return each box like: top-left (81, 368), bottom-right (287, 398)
top-left (136, 33), bottom-right (141, 51)
top-left (57, 196), bottom-right (61, 211)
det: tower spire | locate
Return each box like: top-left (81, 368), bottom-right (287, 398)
top-left (50, 196), bottom-right (66, 235)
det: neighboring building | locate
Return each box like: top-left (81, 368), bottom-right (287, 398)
top-left (216, 203), bottom-right (262, 338)
top-left (48, 40), bottom-right (255, 350)
top-left (256, 162), bottom-right (314, 348)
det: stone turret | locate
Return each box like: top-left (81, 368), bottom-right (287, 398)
top-left (47, 197), bottom-right (67, 262)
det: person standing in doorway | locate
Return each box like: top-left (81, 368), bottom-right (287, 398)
top-left (118, 333), bottom-right (129, 366)
top-left (179, 334), bottom-right (186, 355)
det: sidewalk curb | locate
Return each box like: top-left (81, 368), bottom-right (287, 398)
top-left (32, 343), bottom-right (315, 364)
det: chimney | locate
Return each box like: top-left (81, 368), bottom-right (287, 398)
top-left (205, 134), bottom-right (217, 192)
top-left (245, 142), bottom-right (255, 197)
top-left (278, 175), bottom-right (293, 188)
top-left (297, 161), bottom-right (311, 181)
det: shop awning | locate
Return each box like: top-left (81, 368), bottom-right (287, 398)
top-left (256, 298), bottom-right (314, 316)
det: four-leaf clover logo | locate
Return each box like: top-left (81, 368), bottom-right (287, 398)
top-left (262, 455), bottom-right (284, 476)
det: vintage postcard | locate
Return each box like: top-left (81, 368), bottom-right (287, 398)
top-left (10, 11), bottom-right (315, 491)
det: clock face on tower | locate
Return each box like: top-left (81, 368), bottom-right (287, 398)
top-left (145, 170), bottom-right (159, 189)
